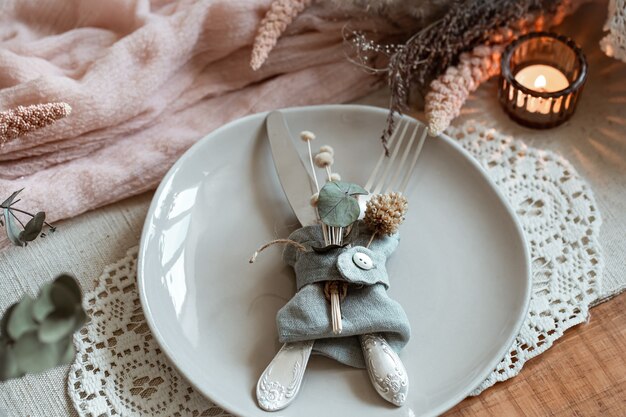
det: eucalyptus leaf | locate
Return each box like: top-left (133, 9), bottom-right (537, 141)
top-left (4, 208), bottom-right (24, 247)
top-left (0, 342), bottom-right (21, 381)
top-left (32, 284), bottom-right (55, 323)
top-left (7, 296), bottom-right (37, 340)
top-left (73, 308), bottom-right (88, 332)
top-left (58, 339), bottom-right (76, 366)
top-left (19, 211), bottom-right (45, 242)
top-left (52, 275), bottom-right (82, 306)
top-left (39, 314), bottom-right (76, 344)
top-left (1, 189), bottom-right (23, 208)
top-left (317, 181), bottom-right (368, 228)
top-left (0, 304), bottom-right (16, 336)
top-left (14, 331), bottom-right (61, 374)
top-left (0, 273), bottom-right (85, 381)
top-left (50, 277), bottom-right (82, 317)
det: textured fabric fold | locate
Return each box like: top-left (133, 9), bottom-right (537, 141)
top-left (278, 222), bottom-right (411, 368)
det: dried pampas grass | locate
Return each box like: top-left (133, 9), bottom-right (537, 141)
top-left (0, 102), bottom-right (71, 146)
top-left (250, 0), bottom-right (312, 70)
top-left (425, 45), bottom-right (503, 136)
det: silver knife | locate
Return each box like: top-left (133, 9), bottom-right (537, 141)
top-left (266, 111), bottom-right (318, 227)
top-left (256, 111), bottom-right (317, 412)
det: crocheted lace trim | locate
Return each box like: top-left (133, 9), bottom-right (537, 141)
top-left (446, 122), bottom-right (603, 394)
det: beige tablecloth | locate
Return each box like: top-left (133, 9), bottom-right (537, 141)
top-left (1, 2), bottom-right (625, 416)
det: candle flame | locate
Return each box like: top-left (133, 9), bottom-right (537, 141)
top-left (534, 74), bottom-right (547, 89)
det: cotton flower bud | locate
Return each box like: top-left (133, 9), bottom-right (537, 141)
top-left (310, 192), bottom-right (319, 206)
top-left (319, 145), bottom-right (334, 156)
top-left (330, 173), bottom-right (341, 182)
top-left (300, 130), bottom-right (315, 142)
top-left (314, 151), bottom-right (333, 168)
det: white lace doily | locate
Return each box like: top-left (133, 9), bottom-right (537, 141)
top-left (68, 249), bottom-right (230, 417)
top-left (600, 0), bottom-right (626, 62)
top-left (446, 122), bottom-right (603, 394)
top-left (68, 120), bottom-right (603, 414)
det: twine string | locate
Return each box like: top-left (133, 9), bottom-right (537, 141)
top-left (249, 239), bottom-right (307, 263)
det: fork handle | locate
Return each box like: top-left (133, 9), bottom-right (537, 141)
top-left (360, 333), bottom-right (409, 406)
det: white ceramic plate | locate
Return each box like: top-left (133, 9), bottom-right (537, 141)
top-left (138, 105), bottom-right (530, 417)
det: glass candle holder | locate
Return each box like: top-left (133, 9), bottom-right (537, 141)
top-left (498, 32), bottom-right (588, 129)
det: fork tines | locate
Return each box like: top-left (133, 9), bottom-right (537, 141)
top-left (365, 118), bottom-right (428, 195)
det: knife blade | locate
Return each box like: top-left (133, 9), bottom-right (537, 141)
top-left (266, 111), bottom-right (318, 227)
top-left (256, 111), bottom-right (319, 411)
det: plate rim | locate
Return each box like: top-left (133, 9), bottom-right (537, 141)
top-left (138, 104), bottom-right (531, 417)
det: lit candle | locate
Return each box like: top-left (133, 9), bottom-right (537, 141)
top-left (498, 32), bottom-right (587, 129)
top-left (514, 65), bottom-right (570, 114)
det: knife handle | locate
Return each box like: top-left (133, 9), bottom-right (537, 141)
top-left (256, 341), bottom-right (314, 411)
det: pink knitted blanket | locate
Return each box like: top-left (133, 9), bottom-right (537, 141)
top-left (0, 0), bottom-right (377, 222)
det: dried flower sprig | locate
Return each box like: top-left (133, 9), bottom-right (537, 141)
top-left (314, 151), bottom-right (334, 169)
top-left (364, 192), bottom-right (408, 247)
top-left (314, 147), bottom-right (335, 184)
top-left (300, 130), bottom-right (320, 193)
top-left (319, 145), bottom-right (334, 155)
top-left (0, 274), bottom-right (86, 381)
top-left (0, 102), bottom-right (71, 146)
top-left (0, 189), bottom-right (56, 247)
top-left (250, 0), bottom-right (312, 70)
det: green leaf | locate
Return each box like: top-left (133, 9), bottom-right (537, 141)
top-left (54, 275), bottom-right (82, 304)
top-left (50, 275), bottom-right (82, 313)
top-left (58, 339), bottom-right (75, 366)
top-left (317, 181), bottom-right (368, 228)
top-left (14, 331), bottom-right (61, 374)
top-left (4, 208), bottom-right (24, 247)
top-left (0, 303), bottom-right (16, 337)
top-left (1, 189), bottom-right (23, 208)
top-left (32, 284), bottom-right (55, 322)
top-left (0, 342), bottom-right (21, 381)
top-left (7, 296), bottom-right (37, 340)
top-left (38, 314), bottom-right (76, 343)
top-left (19, 211), bottom-right (45, 242)
top-left (73, 308), bottom-right (88, 332)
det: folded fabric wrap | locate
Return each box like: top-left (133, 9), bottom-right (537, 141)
top-left (277, 221), bottom-right (410, 368)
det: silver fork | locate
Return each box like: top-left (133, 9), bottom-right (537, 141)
top-left (360, 117), bottom-right (428, 214)
top-left (359, 117), bottom-right (427, 406)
